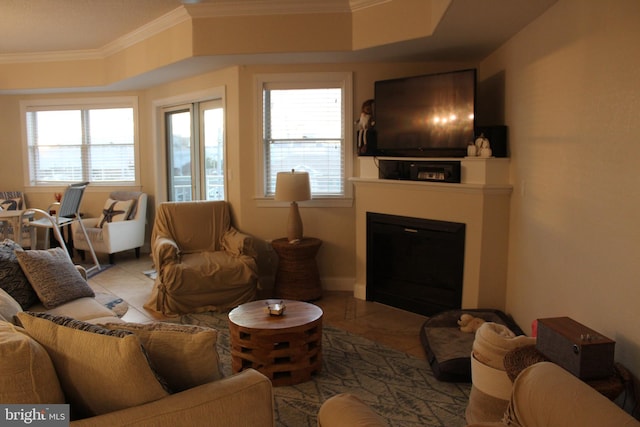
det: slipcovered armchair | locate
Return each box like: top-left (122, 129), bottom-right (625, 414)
top-left (144, 200), bottom-right (258, 316)
top-left (71, 191), bottom-right (147, 264)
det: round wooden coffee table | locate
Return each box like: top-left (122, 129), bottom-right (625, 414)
top-left (228, 299), bottom-right (323, 386)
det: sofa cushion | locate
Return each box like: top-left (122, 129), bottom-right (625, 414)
top-left (102, 321), bottom-right (223, 392)
top-left (28, 296), bottom-right (117, 323)
top-left (16, 312), bottom-right (170, 419)
top-left (0, 288), bottom-right (22, 323)
top-left (0, 320), bottom-right (65, 404)
top-left (14, 247), bottom-right (94, 309)
top-left (97, 198), bottom-right (134, 228)
top-left (0, 239), bottom-right (38, 309)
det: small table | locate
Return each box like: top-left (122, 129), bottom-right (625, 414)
top-left (0, 210), bottom-right (36, 247)
top-left (228, 299), bottom-right (323, 386)
top-left (272, 237), bottom-right (322, 301)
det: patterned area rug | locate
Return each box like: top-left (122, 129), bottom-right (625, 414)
top-left (95, 292), bottom-right (129, 317)
top-left (180, 312), bottom-right (471, 427)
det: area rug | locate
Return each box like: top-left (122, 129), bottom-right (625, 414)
top-left (180, 312), bottom-right (471, 427)
top-left (95, 292), bottom-right (129, 317)
top-left (84, 263), bottom-right (113, 279)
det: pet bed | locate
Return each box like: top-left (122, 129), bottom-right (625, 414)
top-left (419, 308), bottom-right (524, 382)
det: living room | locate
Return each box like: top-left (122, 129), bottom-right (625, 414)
top-left (1, 0), bottom-right (638, 405)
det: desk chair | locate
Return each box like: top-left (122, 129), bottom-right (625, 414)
top-left (29, 182), bottom-right (100, 274)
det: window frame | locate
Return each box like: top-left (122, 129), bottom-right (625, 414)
top-left (255, 72), bottom-right (354, 208)
top-left (20, 96), bottom-right (140, 189)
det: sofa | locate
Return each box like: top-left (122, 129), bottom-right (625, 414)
top-left (1, 240), bottom-right (274, 426)
top-left (318, 362), bottom-right (640, 427)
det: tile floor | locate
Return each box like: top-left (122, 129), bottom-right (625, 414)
top-left (84, 251), bottom-right (429, 360)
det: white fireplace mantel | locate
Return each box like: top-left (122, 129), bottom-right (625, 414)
top-left (352, 156), bottom-right (512, 311)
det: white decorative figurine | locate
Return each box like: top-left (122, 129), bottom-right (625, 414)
top-left (475, 133), bottom-right (492, 158)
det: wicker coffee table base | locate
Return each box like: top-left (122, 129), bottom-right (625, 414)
top-left (229, 304), bottom-right (323, 386)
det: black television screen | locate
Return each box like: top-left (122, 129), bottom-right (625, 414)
top-left (374, 69), bottom-right (476, 157)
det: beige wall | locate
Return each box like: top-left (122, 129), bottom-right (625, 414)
top-left (480, 0), bottom-right (640, 377)
top-left (1, 0), bottom-right (638, 380)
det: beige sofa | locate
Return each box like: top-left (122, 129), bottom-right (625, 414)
top-left (0, 239), bottom-right (273, 426)
top-left (1, 287), bottom-right (275, 427)
top-left (318, 362), bottom-right (640, 427)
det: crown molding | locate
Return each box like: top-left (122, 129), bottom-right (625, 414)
top-left (349, 0), bottom-right (391, 12)
top-left (0, 0), bottom-right (390, 65)
top-left (102, 7), bottom-right (192, 57)
top-left (184, 0), bottom-right (352, 17)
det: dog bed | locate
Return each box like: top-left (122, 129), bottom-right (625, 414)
top-left (419, 308), bottom-right (524, 382)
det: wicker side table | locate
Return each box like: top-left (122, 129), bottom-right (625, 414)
top-left (272, 237), bottom-right (322, 301)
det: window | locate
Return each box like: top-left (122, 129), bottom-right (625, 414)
top-left (164, 99), bottom-right (225, 202)
top-left (258, 72), bottom-right (353, 204)
top-left (21, 97), bottom-right (138, 186)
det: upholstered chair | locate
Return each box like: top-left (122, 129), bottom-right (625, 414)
top-left (144, 200), bottom-right (258, 316)
top-left (71, 191), bottom-right (147, 264)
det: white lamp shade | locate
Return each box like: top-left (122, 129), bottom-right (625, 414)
top-left (275, 171), bottom-right (311, 202)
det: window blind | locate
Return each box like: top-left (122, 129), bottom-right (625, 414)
top-left (263, 87), bottom-right (344, 197)
top-left (25, 106), bottom-right (135, 185)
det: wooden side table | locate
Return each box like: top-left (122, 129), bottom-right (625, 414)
top-left (228, 299), bottom-right (323, 386)
top-left (272, 237), bottom-right (322, 301)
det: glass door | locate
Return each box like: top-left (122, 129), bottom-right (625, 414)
top-left (165, 99), bottom-right (225, 201)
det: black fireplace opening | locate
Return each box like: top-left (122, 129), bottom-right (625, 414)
top-left (366, 212), bottom-right (466, 316)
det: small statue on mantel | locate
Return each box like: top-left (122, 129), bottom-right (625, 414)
top-left (475, 133), bottom-right (493, 158)
top-left (356, 99), bottom-right (375, 154)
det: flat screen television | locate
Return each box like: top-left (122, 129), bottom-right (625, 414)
top-left (373, 68), bottom-right (476, 157)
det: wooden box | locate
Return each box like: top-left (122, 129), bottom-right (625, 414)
top-left (536, 317), bottom-right (615, 380)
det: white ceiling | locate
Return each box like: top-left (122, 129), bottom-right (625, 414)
top-left (0, 0), bottom-right (557, 92)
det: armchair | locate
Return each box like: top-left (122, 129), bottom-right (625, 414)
top-left (144, 201), bottom-right (258, 316)
top-left (71, 191), bottom-right (147, 264)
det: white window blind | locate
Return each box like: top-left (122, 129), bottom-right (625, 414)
top-left (24, 99), bottom-right (137, 186)
top-left (263, 85), bottom-right (345, 197)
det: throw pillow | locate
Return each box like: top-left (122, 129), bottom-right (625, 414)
top-left (14, 247), bottom-right (94, 309)
top-left (102, 322), bottom-right (223, 392)
top-left (0, 198), bottom-right (21, 211)
top-left (0, 239), bottom-right (38, 309)
top-left (16, 312), bottom-right (170, 419)
top-left (0, 320), bottom-right (65, 404)
top-left (0, 288), bottom-right (23, 323)
top-left (97, 198), bottom-right (134, 228)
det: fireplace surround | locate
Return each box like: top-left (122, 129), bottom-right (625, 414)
top-left (353, 156), bottom-right (512, 312)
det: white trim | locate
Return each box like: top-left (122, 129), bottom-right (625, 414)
top-left (255, 71), bottom-right (354, 207)
top-left (151, 87), bottom-right (226, 204)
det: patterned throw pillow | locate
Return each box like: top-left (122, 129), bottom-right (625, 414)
top-left (0, 240), bottom-right (38, 309)
top-left (14, 247), bottom-right (94, 309)
top-left (97, 198), bottom-right (134, 228)
top-left (0, 198), bottom-right (21, 211)
top-left (16, 312), bottom-right (170, 419)
top-left (101, 321), bottom-right (223, 392)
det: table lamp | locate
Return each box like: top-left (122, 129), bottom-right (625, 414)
top-left (275, 169), bottom-right (311, 243)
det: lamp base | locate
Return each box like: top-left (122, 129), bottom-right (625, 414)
top-left (286, 201), bottom-right (303, 243)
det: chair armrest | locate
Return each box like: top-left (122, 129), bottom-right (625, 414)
top-left (221, 227), bottom-right (257, 258)
top-left (153, 237), bottom-right (180, 267)
top-left (318, 393), bottom-right (389, 427)
top-left (504, 362), bottom-right (639, 427)
top-left (70, 369), bottom-right (274, 427)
